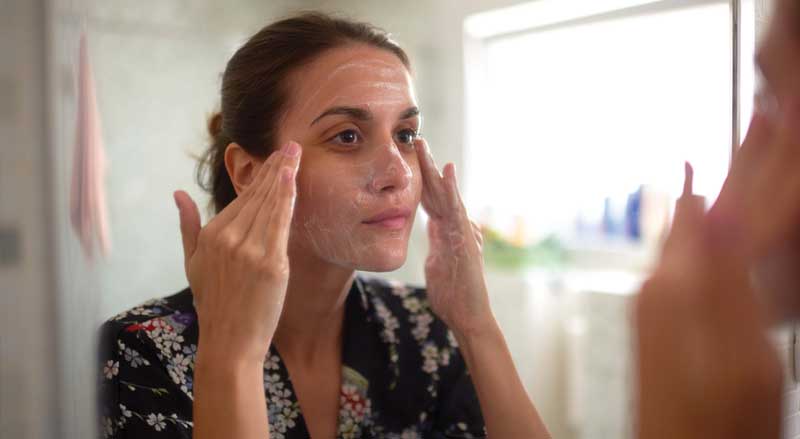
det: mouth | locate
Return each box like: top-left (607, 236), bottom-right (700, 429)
top-left (362, 207), bottom-right (413, 230)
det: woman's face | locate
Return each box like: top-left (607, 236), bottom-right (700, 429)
top-left (757, 0), bottom-right (800, 107)
top-left (277, 44), bottom-right (423, 272)
top-left (751, 0), bottom-right (800, 321)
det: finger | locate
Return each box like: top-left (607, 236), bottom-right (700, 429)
top-left (442, 163), bottom-right (479, 248)
top-left (253, 141), bottom-right (302, 252)
top-left (443, 163), bottom-right (467, 214)
top-left (662, 164), bottom-right (706, 259)
top-left (204, 153), bottom-right (275, 235)
top-left (174, 190), bottom-right (201, 271)
top-left (676, 162), bottom-right (705, 224)
top-left (228, 147), bottom-right (290, 243)
top-left (415, 138), bottom-right (444, 182)
top-left (471, 220), bottom-right (484, 248)
top-left (415, 139), bottom-right (448, 217)
top-left (264, 150), bottom-right (301, 259)
top-left (682, 161), bottom-right (693, 197)
top-left (427, 218), bottom-right (443, 248)
top-left (663, 194), bottom-right (706, 260)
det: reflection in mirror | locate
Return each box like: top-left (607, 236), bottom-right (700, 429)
top-left (3, 0), bottom-right (784, 438)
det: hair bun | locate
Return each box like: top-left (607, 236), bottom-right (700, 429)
top-left (207, 112), bottom-right (224, 140)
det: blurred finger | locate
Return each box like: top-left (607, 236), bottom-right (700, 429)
top-left (682, 161), bottom-right (694, 197)
top-left (471, 220), bottom-right (484, 248)
top-left (229, 148), bottom-right (288, 242)
top-left (443, 163), bottom-right (468, 215)
top-left (174, 190), bottom-right (201, 273)
top-left (204, 153), bottom-right (275, 235)
top-left (264, 155), bottom-right (301, 259)
top-left (662, 163), bottom-right (706, 260)
top-left (415, 139), bottom-right (448, 217)
top-left (254, 142), bottom-right (302, 252)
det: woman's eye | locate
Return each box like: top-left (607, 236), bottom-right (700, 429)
top-left (332, 129), bottom-right (361, 145)
top-left (396, 129), bottom-right (419, 145)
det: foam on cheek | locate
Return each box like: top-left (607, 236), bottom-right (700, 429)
top-left (296, 162), bottom-right (372, 267)
top-left (296, 156), bottom-right (412, 268)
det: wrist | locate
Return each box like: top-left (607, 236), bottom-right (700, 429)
top-left (451, 314), bottom-right (502, 348)
top-left (196, 339), bottom-right (269, 374)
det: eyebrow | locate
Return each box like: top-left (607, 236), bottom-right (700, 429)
top-left (310, 106), bottom-right (420, 127)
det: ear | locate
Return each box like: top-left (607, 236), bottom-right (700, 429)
top-left (224, 142), bottom-right (259, 196)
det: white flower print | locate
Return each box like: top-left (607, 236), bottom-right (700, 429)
top-left (447, 330), bottom-right (459, 348)
top-left (123, 346), bottom-right (149, 368)
top-left (265, 354), bottom-right (280, 371)
top-left (402, 296), bottom-right (422, 314)
top-left (182, 343), bottom-right (197, 356)
top-left (439, 348), bottom-right (451, 367)
top-left (146, 413), bottom-right (166, 431)
top-left (99, 279), bottom-right (484, 438)
top-left (389, 281), bottom-right (412, 298)
top-left (101, 416), bottom-right (114, 437)
top-left (338, 382), bottom-right (373, 439)
top-left (159, 329), bottom-right (185, 355)
top-left (166, 353), bottom-right (193, 396)
top-left (411, 312), bottom-right (433, 342)
top-left (103, 360), bottom-right (119, 380)
top-left (264, 361), bottom-right (301, 439)
top-left (119, 404), bottom-right (132, 418)
top-left (421, 343), bottom-right (440, 374)
top-left (374, 300), bottom-right (400, 344)
top-left (423, 358), bottom-right (438, 374)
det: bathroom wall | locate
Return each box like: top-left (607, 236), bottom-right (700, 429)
top-left (0, 0), bottom-right (59, 437)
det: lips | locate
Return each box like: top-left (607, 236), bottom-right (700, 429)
top-left (362, 207), bottom-right (412, 230)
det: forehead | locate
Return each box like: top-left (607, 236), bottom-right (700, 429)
top-left (287, 45), bottom-right (416, 117)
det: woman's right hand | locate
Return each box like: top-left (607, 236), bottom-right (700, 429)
top-left (635, 164), bottom-right (783, 439)
top-left (173, 141), bottom-right (302, 365)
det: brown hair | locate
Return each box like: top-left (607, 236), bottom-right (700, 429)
top-left (197, 12), bottom-right (411, 214)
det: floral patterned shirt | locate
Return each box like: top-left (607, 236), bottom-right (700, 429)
top-left (98, 275), bottom-right (486, 438)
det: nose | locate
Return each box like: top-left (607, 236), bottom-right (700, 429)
top-left (369, 142), bottom-right (412, 194)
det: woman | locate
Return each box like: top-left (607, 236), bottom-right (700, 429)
top-left (98, 13), bottom-right (550, 439)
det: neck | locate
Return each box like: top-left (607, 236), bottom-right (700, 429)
top-left (272, 247), bottom-right (355, 364)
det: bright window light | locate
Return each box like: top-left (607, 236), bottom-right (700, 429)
top-left (464, 2), bottom-right (733, 245)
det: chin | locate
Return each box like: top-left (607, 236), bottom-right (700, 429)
top-left (356, 246), bottom-right (408, 272)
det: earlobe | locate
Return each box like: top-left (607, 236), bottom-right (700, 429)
top-left (224, 142), bottom-right (257, 196)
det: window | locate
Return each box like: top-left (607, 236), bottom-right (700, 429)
top-left (464, 0), bottom-right (754, 263)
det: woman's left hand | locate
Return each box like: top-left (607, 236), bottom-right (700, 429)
top-left (415, 139), bottom-right (551, 438)
top-left (415, 138), bottom-right (494, 337)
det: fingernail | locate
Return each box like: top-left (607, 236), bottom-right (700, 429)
top-left (284, 141), bottom-right (300, 157)
top-left (281, 167), bottom-right (294, 182)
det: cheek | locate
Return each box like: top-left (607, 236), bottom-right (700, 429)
top-left (295, 168), bottom-right (357, 220)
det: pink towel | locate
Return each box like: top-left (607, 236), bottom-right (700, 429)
top-left (70, 32), bottom-right (111, 261)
